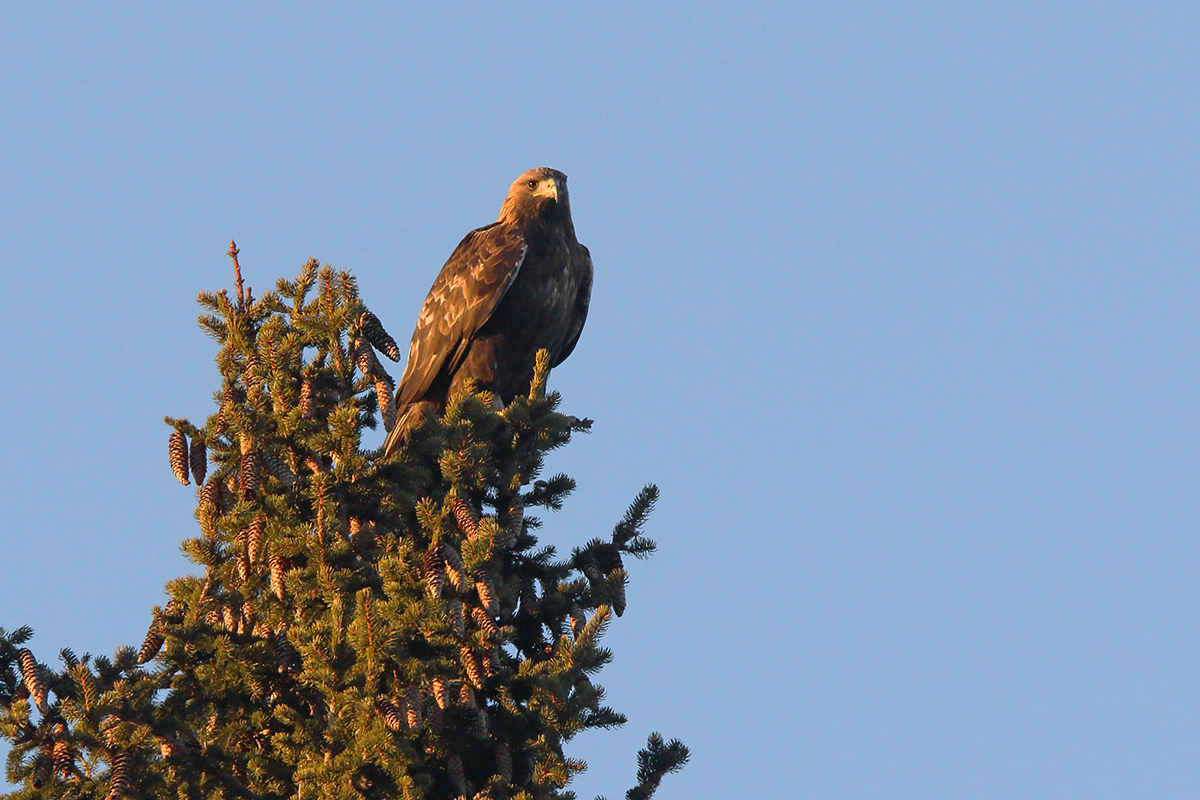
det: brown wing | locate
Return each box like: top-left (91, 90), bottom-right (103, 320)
top-left (551, 242), bottom-right (593, 368)
top-left (394, 222), bottom-right (527, 410)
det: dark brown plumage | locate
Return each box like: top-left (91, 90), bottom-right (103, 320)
top-left (382, 167), bottom-right (592, 455)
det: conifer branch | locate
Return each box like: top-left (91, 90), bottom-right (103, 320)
top-left (1, 255), bottom-right (687, 799)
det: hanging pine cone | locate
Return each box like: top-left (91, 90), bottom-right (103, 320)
top-left (188, 437), bottom-right (207, 486)
top-left (215, 386), bottom-right (241, 434)
top-left (427, 699), bottom-right (443, 734)
top-left (359, 310), bottom-right (401, 361)
top-left (444, 599), bottom-right (464, 638)
top-left (431, 676), bottom-right (449, 710)
top-left (375, 696), bottom-right (405, 732)
top-left (52, 728), bottom-right (75, 779)
top-left (168, 431), bottom-right (189, 485)
top-left (18, 649), bottom-right (48, 712)
top-left (474, 572), bottom-right (499, 617)
top-left (569, 605), bottom-right (586, 638)
top-left (275, 625), bottom-right (296, 673)
top-left (198, 478), bottom-right (217, 513)
top-left (471, 607), bottom-right (497, 639)
top-left (458, 683), bottom-right (475, 707)
top-left (222, 604), bottom-right (237, 632)
top-left (506, 495), bottom-right (524, 537)
top-left (269, 552), bottom-right (287, 600)
top-left (424, 547), bottom-right (445, 600)
top-left (260, 451), bottom-right (297, 486)
top-left (451, 498), bottom-right (478, 539)
top-left (355, 338), bottom-right (384, 379)
top-left (594, 543), bottom-right (623, 574)
top-left (246, 515), bottom-right (265, 564)
top-left (376, 379), bottom-right (395, 430)
top-left (611, 569), bottom-right (628, 618)
top-left (442, 543), bottom-right (466, 591)
top-left (107, 749), bottom-right (130, 800)
top-left (460, 645), bottom-right (483, 689)
top-left (405, 685), bottom-right (423, 729)
top-left (245, 351), bottom-right (262, 391)
top-left (163, 599), bottom-right (184, 621)
top-left (447, 754), bottom-right (468, 798)
top-left (480, 650), bottom-right (496, 678)
top-left (138, 618), bottom-right (164, 664)
top-left (495, 742), bottom-right (513, 783)
top-left (32, 751), bottom-right (51, 789)
top-left (299, 378), bottom-right (315, 418)
top-left (472, 705), bottom-right (490, 739)
top-left (239, 450), bottom-right (260, 500)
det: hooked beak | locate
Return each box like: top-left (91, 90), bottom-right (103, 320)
top-left (535, 177), bottom-right (560, 203)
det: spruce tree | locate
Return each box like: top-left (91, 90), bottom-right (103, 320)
top-left (0, 247), bottom-right (687, 800)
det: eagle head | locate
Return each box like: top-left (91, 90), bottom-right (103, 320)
top-left (499, 167), bottom-right (571, 227)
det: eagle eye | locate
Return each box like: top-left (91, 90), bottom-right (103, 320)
top-left (526, 179), bottom-right (538, 189)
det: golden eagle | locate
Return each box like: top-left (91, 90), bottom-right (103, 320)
top-left (382, 167), bottom-right (593, 455)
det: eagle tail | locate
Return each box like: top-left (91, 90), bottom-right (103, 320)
top-left (381, 401), bottom-right (438, 458)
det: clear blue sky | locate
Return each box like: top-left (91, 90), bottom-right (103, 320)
top-left (2, 3), bottom-right (1198, 797)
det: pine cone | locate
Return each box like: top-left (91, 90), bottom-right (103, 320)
top-left (569, 605), bottom-right (586, 639)
top-left (222, 604), bottom-right (237, 632)
top-left (107, 749), bottom-right (130, 800)
top-left (471, 607), bottom-right (497, 639)
top-left (18, 649), bottom-right (48, 712)
top-left (405, 685), bottom-right (423, 729)
top-left (188, 437), bottom-right (207, 486)
top-left (427, 700), bottom-right (443, 734)
top-left (246, 515), bottom-right (265, 564)
top-left (594, 543), bottom-right (623, 574)
top-left (506, 495), bottom-right (525, 537)
top-left (442, 543), bottom-right (466, 592)
top-left (163, 599), bottom-right (184, 621)
top-left (52, 729), bottom-right (75, 779)
top-left (458, 683), bottom-right (475, 707)
top-left (431, 676), bottom-right (449, 710)
top-left (480, 650), bottom-right (495, 678)
top-left (474, 572), bottom-right (498, 617)
top-left (215, 386), bottom-right (241, 434)
top-left (447, 753), bottom-right (468, 798)
top-left (495, 742), bottom-right (513, 782)
top-left (245, 351), bottom-right (262, 390)
top-left (360, 310), bottom-right (401, 361)
top-left (168, 431), bottom-right (189, 485)
top-left (451, 498), bottom-right (478, 539)
top-left (612, 574), bottom-right (627, 617)
top-left (376, 696), bottom-right (405, 732)
top-left (269, 553), bottom-right (287, 600)
top-left (460, 646), bottom-right (483, 689)
top-left (138, 619), bottom-right (164, 664)
top-left (274, 625), bottom-right (296, 672)
top-left (260, 451), bottom-right (297, 486)
top-left (299, 378), bottom-right (315, 418)
top-left (356, 339), bottom-right (383, 379)
top-left (240, 451), bottom-right (260, 500)
top-left (198, 479), bottom-right (219, 515)
top-left (445, 599), bottom-right (464, 638)
top-left (424, 547), bottom-right (445, 600)
top-left (32, 751), bottom-right (51, 788)
top-left (376, 379), bottom-right (395, 430)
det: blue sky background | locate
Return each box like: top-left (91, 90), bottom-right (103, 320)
top-left (2, 3), bottom-right (1199, 797)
